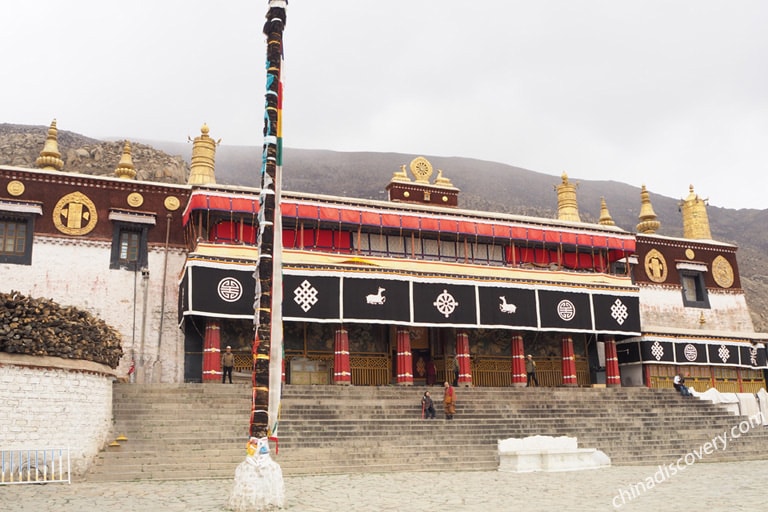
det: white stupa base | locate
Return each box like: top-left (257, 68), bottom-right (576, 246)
top-left (498, 435), bottom-right (610, 473)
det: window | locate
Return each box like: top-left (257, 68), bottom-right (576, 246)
top-left (109, 210), bottom-right (155, 270)
top-left (680, 271), bottom-right (710, 308)
top-left (0, 211), bottom-right (37, 265)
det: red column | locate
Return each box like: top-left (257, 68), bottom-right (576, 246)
top-left (604, 337), bottom-right (621, 387)
top-left (510, 334), bottom-right (527, 387)
top-left (334, 327), bottom-right (352, 385)
top-left (561, 335), bottom-right (577, 387)
top-left (456, 332), bottom-right (472, 387)
top-left (396, 328), bottom-right (413, 386)
top-left (202, 320), bottom-right (221, 382)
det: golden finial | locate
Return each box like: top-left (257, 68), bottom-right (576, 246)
top-left (433, 169), bottom-right (455, 188)
top-left (35, 119), bottom-right (64, 171)
top-left (636, 185), bottom-right (661, 234)
top-left (390, 164), bottom-right (411, 183)
top-left (680, 185), bottom-right (712, 240)
top-left (555, 172), bottom-right (581, 222)
top-left (187, 123), bottom-right (218, 185)
top-left (598, 197), bottom-right (615, 226)
top-left (699, 311), bottom-right (706, 326)
top-left (114, 141), bottom-right (137, 180)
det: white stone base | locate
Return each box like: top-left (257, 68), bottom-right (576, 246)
top-left (498, 435), bottom-right (611, 473)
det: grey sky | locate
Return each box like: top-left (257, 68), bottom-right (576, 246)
top-left (3, 1), bottom-right (767, 209)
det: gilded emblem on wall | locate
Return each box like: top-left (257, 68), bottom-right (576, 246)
top-left (52, 191), bottom-right (98, 235)
top-left (712, 255), bottom-right (734, 288)
top-left (7, 180), bottom-right (25, 196)
top-left (127, 192), bottom-right (144, 207)
top-left (685, 248), bottom-right (695, 260)
top-left (644, 248), bottom-right (668, 283)
top-left (164, 196), bottom-right (180, 211)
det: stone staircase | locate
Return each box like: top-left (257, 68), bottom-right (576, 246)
top-left (84, 383), bottom-right (768, 481)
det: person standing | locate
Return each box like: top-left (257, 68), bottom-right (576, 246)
top-left (222, 345), bottom-right (235, 384)
top-left (422, 391), bottom-right (436, 419)
top-left (443, 381), bottom-right (456, 420)
top-left (526, 354), bottom-right (539, 387)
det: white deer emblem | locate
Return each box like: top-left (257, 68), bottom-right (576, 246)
top-left (499, 296), bottom-right (517, 314)
top-left (366, 287), bottom-right (386, 305)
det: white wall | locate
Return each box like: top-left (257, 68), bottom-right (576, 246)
top-left (0, 356), bottom-right (114, 475)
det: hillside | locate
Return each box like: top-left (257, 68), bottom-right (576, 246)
top-left (2, 124), bottom-right (766, 331)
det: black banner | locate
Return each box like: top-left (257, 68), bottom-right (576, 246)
top-left (593, 294), bottom-right (641, 334)
top-left (740, 344), bottom-right (768, 369)
top-left (478, 286), bottom-right (538, 328)
top-left (412, 282), bottom-right (477, 325)
top-left (707, 343), bottom-right (741, 366)
top-left (538, 290), bottom-right (592, 331)
top-left (342, 277), bottom-right (410, 323)
top-left (283, 274), bottom-right (341, 321)
top-left (187, 266), bottom-right (256, 318)
top-left (674, 342), bottom-right (708, 364)
top-left (616, 341), bottom-right (641, 365)
top-left (640, 339), bottom-right (675, 363)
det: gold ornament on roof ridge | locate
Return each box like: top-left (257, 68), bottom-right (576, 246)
top-left (636, 185), bottom-right (660, 234)
top-left (680, 184), bottom-right (712, 240)
top-left (36, 119), bottom-right (64, 171)
top-left (598, 197), bottom-right (615, 226)
top-left (114, 141), bottom-right (137, 180)
top-left (409, 157), bottom-right (433, 183)
top-left (187, 123), bottom-right (219, 185)
top-left (555, 172), bottom-right (581, 222)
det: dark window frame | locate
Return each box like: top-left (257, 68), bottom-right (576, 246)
top-left (0, 213), bottom-right (35, 265)
top-left (110, 221), bottom-right (149, 270)
top-left (680, 270), bottom-right (710, 309)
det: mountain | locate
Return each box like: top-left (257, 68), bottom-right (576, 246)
top-left (2, 124), bottom-right (766, 332)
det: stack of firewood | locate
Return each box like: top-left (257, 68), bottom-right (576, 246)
top-left (0, 291), bottom-right (123, 368)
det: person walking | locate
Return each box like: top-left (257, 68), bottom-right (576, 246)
top-left (422, 391), bottom-right (436, 419)
top-left (222, 345), bottom-right (235, 384)
top-left (443, 381), bottom-right (456, 420)
top-left (526, 354), bottom-right (539, 387)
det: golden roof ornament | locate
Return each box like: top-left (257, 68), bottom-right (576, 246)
top-left (187, 123), bottom-right (219, 185)
top-left (555, 172), bottom-right (581, 222)
top-left (636, 184), bottom-right (661, 234)
top-left (598, 197), bottom-right (615, 226)
top-left (680, 184), bottom-right (712, 240)
top-left (35, 119), bottom-right (64, 171)
top-left (390, 164), bottom-right (411, 183)
top-left (433, 169), bottom-right (455, 188)
top-left (114, 141), bottom-right (137, 180)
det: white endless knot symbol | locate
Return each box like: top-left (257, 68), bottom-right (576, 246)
top-left (218, 278), bottom-right (243, 303)
top-left (433, 290), bottom-right (459, 318)
top-left (684, 344), bottom-right (698, 362)
top-left (610, 298), bottom-right (628, 325)
top-left (718, 345), bottom-right (730, 363)
top-left (293, 280), bottom-right (319, 312)
top-left (557, 300), bottom-right (576, 321)
top-left (651, 341), bottom-right (664, 361)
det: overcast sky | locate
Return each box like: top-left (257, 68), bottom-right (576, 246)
top-left (3, 1), bottom-right (767, 209)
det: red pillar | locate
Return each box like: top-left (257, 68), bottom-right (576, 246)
top-left (334, 327), bottom-right (352, 385)
top-left (561, 335), bottom-right (577, 387)
top-left (510, 334), bottom-right (527, 387)
top-left (456, 331), bottom-right (472, 387)
top-left (396, 328), bottom-right (413, 386)
top-left (202, 320), bottom-right (221, 382)
top-left (604, 337), bottom-right (621, 387)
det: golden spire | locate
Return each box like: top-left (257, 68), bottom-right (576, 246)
top-left (187, 123), bottom-right (218, 185)
top-left (35, 119), bottom-right (64, 171)
top-left (636, 184), bottom-right (661, 234)
top-left (680, 185), bottom-right (712, 239)
top-left (555, 172), bottom-right (581, 222)
top-left (114, 141), bottom-right (137, 180)
top-left (598, 197), bottom-right (615, 226)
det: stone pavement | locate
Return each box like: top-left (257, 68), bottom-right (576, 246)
top-left (3, 460), bottom-right (767, 511)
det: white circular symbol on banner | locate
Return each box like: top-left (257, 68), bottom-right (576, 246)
top-left (684, 343), bottom-right (698, 362)
top-left (218, 277), bottom-right (243, 303)
top-left (557, 300), bottom-right (576, 321)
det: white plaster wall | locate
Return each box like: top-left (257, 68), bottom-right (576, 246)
top-left (0, 236), bottom-right (187, 383)
top-left (639, 285), bottom-right (756, 333)
top-left (0, 361), bottom-right (113, 475)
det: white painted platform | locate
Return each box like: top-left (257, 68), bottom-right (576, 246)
top-left (498, 435), bottom-right (611, 473)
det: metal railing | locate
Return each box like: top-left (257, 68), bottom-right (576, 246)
top-left (0, 448), bottom-right (70, 485)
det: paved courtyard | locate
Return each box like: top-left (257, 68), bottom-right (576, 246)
top-left (3, 460), bottom-right (767, 511)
